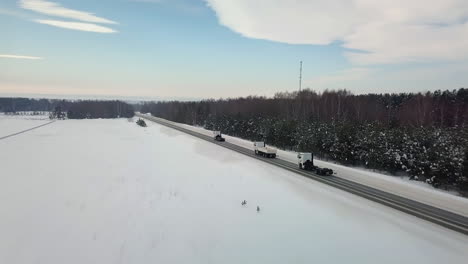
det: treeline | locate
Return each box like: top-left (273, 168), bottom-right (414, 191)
top-left (66, 101), bottom-right (134, 119)
top-left (0, 97), bottom-right (63, 112)
top-left (0, 98), bottom-right (134, 119)
top-left (141, 89), bottom-right (468, 127)
top-left (141, 88), bottom-right (468, 193)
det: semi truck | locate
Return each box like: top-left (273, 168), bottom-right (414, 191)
top-left (297, 152), bottom-right (334, 176)
top-left (254, 142), bottom-right (277, 158)
top-left (213, 131), bottom-right (225, 142)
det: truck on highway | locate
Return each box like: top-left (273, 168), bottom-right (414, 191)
top-left (254, 142), bottom-right (277, 158)
top-left (213, 131), bottom-right (225, 142)
top-left (297, 152), bottom-right (334, 176)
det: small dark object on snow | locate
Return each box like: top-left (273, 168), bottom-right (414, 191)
top-left (257, 206), bottom-right (260, 212)
top-left (215, 135), bottom-right (225, 141)
top-left (213, 131), bottom-right (225, 142)
top-left (241, 200), bottom-right (247, 206)
top-left (136, 118), bottom-right (147, 127)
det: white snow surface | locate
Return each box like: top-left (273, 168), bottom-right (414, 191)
top-left (0, 113), bottom-right (50, 138)
top-left (144, 116), bottom-right (468, 218)
top-left (1, 117), bottom-right (468, 263)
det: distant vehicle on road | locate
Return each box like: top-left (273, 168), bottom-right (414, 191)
top-left (254, 142), bottom-right (277, 158)
top-left (136, 118), bottom-right (147, 127)
top-left (213, 131), bottom-right (225, 142)
top-left (297, 152), bottom-right (333, 176)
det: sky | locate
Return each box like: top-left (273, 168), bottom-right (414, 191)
top-left (1, 0), bottom-right (467, 99)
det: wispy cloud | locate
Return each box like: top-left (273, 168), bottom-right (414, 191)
top-left (19, 0), bottom-right (118, 33)
top-left (36, 19), bottom-right (117, 33)
top-left (0, 54), bottom-right (43, 60)
top-left (20, 0), bottom-right (117, 24)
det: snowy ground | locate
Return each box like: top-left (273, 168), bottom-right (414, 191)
top-left (141, 115), bottom-right (468, 218)
top-left (1, 117), bottom-right (467, 264)
top-left (0, 113), bottom-right (50, 138)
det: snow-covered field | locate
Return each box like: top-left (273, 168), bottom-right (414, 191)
top-left (1, 116), bottom-right (467, 264)
top-left (0, 113), bottom-right (50, 138)
top-left (142, 115), bottom-right (468, 218)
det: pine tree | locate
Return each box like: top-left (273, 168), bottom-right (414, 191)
top-left (461, 151), bottom-right (468, 191)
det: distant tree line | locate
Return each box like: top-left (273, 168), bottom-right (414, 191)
top-left (66, 101), bottom-right (134, 119)
top-left (141, 88), bottom-right (468, 193)
top-left (0, 98), bottom-right (134, 119)
top-left (0, 98), bottom-right (64, 112)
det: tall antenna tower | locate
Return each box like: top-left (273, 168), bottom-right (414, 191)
top-left (299, 61), bottom-right (303, 92)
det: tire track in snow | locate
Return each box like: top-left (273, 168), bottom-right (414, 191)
top-left (0, 120), bottom-right (55, 141)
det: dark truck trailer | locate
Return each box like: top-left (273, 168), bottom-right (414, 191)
top-left (297, 152), bottom-right (334, 176)
top-left (213, 131), bottom-right (225, 142)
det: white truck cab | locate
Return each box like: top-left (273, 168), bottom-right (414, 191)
top-left (297, 152), bottom-right (314, 170)
top-left (254, 141), bottom-right (265, 148)
top-left (297, 152), bottom-right (334, 175)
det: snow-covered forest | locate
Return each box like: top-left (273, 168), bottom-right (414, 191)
top-left (140, 89), bottom-right (468, 194)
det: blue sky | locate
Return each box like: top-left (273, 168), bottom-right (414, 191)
top-left (1, 0), bottom-right (467, 99)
